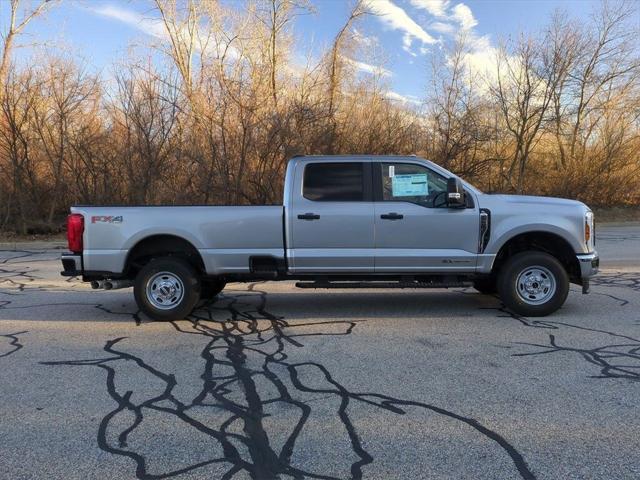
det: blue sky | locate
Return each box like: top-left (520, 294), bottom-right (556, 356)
top-left (3, 0), bottom-right (602, 102)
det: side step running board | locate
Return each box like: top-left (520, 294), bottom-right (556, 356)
top-left (295, 280), bottom-right (473, 289)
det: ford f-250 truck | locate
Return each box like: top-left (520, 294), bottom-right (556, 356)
top-left (61, 155), bottom-right (599, 321)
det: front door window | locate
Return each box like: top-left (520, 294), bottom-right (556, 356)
top-left (380, 162), bottom-right (448, 208)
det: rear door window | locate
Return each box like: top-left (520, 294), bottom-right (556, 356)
top-left (303, 163), bottom-right (365, 201)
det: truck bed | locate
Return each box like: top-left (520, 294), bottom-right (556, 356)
top-left (70, 205), bottom-right (285, 275)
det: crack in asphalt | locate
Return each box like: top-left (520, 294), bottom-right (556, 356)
top-left (591, 272), bottom-right (640, 293)
top-left (0, 265), bottom-right (37, 293)
top-left (0, 330), bottom-right (27, 358)
top-left (0, 250), bottom-right (82, 295)
top-left (485, 304), bottom-right (640, 382)
top-left (514, 330), bottom-right (640, 381)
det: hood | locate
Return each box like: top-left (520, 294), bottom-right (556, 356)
top-left (482, 194), bottom-right (587, 209)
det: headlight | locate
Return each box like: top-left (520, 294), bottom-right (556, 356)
top-left (585, 211), bottom-right (594, 251)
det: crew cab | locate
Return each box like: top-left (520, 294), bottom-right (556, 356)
top-left (61, 155), bottom-right (599, 320)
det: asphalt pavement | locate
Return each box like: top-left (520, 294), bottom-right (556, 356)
top-left (1, 225), bottom-right (639, 480)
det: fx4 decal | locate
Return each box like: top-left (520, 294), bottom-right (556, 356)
top-left (91, 215), bottom-right (123, 224)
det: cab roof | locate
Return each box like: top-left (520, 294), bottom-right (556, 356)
top-left (290, 154), bottom-right (422, 163)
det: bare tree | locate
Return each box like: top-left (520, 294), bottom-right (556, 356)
top-left (31, 57), bottom-right (99, 223)
top-left (0, 67), bottom-right (42, 234)
top-left (110, 66), bottom-right (180, 204)
top-left (251, 0), bottom-right (312, 107)
top-left (0, 0), bottom-right (55, 97)
top-left (490, 35), bottom-right (558, 193)
top-left (326, 0), bottom-right (368, 116)
top-left (153, 0), bottom-right (204, 102)
top-left (317, 0), bottom-right (369, 153)
top-left (429, 33), bottom-right (492, 178)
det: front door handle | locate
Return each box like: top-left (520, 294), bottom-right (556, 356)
top-left (380, 212), bottom-right (404, 220)
top-left (298, 212), bottom-right (321, 220)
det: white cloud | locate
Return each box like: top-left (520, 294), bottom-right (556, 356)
top-left (345, 57), bottom-right (392, 77)
top-left (409, 0), bottom-right (450, 18)
top-left (409, 1), bottom-right (478, 34)
top-left (367, 0), bottom-right (437, 50)
top-left (451, 3), bottom-right (478, 31)
top-left (406, 2), bottom-right (498, 93)
top-left (430, 21), bottom-right (455, 34)
top-left (461, 45), bottom-right (498, 80)
top-left (92, 4), bottom-right (167, 39)
top-left (391, 1), bottom-right (479, 56)
top-left (448, 34), bottom-right (504, 95)
top-left (402, 34), bottom-right (418, 56)
top-left (386, 90), bottom-right (408, 101)
top-left (385, 90), bottom-right (422, 105)
top-left (91, 4), bottom-right (238, 60)
top-left (352, 28), bottom-right (379, 48)
top-left (410, 2), bottom-right (490, 83)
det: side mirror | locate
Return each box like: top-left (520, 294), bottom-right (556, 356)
top-left (447, 177), bottom-right (465, 207)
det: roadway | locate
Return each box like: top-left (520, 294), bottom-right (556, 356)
top-left (1, 224), bottom-right (639, 479)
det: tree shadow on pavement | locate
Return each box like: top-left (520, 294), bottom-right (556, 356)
top-left (42, 284), bottom-right (536, 480)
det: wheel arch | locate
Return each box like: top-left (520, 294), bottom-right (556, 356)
top-left (491, 231), bottom-right (582, 284)
top-left (124, 234), bottom-right (205, 277)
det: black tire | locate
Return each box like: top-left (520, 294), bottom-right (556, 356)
top-left (200, 279), bottom-right (226, 299)
top-left (473, 276), bottom-right (497, 294)
top-left (497, 251), bottom-right (569, 317)
top-left (134, 257), bottom-right (201, 321)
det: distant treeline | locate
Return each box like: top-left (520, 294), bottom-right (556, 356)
top-left (1, 0), bottom-right (639, 234)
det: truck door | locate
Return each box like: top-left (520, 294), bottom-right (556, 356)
top-left (288, 161), bottom-right (375, 272)
top-left (373, 161), bottom-right (479, 272)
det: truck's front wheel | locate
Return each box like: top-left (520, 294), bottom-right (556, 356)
top-left (134, 257), bottom-right (201, 321)
top-left (497, 251), bottom-right (569, 317)
top-left (473, 276), bottom-right (497, 294)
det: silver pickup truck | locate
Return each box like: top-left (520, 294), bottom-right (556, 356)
top-left (61, 155), bottom-right (598, 320)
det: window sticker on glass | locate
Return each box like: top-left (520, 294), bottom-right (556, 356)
top-left (388, 165), bottom-right (395, 178)
top-left (392, 174), bottom-right (428, 197)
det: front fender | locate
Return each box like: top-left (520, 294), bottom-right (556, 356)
top-left (486, 218), bottom-right (586, 255)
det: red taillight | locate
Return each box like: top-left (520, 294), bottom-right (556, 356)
top-left (67, 214), bottom-right (84, 253)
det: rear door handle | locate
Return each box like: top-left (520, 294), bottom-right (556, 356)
top-left (298, 213), bottom-right (321, 220)
top-left (380, 212), bottom-right (404, 220)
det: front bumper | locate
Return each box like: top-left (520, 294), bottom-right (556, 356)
top-left (61, 253), bottom-right (82, 277)
top-left (576, 251), bottom-right (599, 293)
top-left (577, 252), bottom-right (599, 277)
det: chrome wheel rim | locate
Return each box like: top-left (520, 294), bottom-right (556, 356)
top-left (146, 271), bottom-right (185, 310)
top-left (515, 265), bottom-right (556, 305)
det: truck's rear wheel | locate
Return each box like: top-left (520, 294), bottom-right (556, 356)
top-left (497, 251), bottom-right (569, 317)
top-left (134, 257), bottom-right (201, 321)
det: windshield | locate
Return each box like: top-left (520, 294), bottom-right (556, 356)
top-left (424, 160), bottom-right (483, 194)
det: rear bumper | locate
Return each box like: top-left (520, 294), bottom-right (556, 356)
top-left (576, 251), bottom-right (599, 294)
top-left (61, 253), bottom-right (82, 277)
